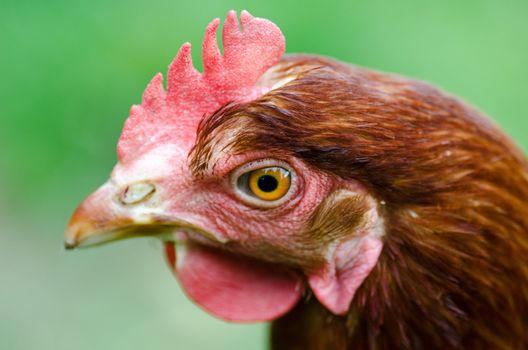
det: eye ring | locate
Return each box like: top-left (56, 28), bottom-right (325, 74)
top-left (230, 159), bottom-right (297, 208)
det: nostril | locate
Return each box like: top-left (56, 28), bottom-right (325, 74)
top-left (120, 183), bottom-right (156, 205)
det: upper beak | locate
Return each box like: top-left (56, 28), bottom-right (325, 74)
top-left (64, 181), bottom-right (172, 249)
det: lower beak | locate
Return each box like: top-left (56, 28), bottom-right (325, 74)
top-left (64, 182), bottom-right (173, 249)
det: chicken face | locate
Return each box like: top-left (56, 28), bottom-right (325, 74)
top-left (65, 116), bottom-right (384, 321)
top-left (65, 11), bottom-right (385, 322)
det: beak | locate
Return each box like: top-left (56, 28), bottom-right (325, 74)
top-left (64, 181), bottom-right (173, 250)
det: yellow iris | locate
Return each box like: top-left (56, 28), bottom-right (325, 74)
top-left (248, 167), bottom-right (291, 201)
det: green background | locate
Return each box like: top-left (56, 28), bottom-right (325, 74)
top-left (1, 0), bottom-right (527, 349)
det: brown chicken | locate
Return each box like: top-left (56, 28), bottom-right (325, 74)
top-left (65, 11), bottom-right (528, 349)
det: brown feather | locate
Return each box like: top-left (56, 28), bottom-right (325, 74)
top-left (191, 55), bottom-right (528, 349)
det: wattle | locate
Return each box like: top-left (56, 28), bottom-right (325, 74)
top-left (164, 242), bottom-right (305, 322)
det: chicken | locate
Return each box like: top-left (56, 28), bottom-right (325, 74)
top-left (65, 10), bottom-right (528, 349)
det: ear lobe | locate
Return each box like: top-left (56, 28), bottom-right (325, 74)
top-left (304, 189), bottom-right (384, 315)
top-left (308, 236), bottom-right (383, 315)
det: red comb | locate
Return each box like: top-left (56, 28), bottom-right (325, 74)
top-left (117, 10), bottom-right (285, 160)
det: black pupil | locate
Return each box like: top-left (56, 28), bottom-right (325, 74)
top-left (257, 175), bottom-right (279, 192)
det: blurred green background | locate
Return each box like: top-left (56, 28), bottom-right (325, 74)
top-left (1, 0), bottom-right (527, 349)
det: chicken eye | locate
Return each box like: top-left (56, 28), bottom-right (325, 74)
top-left (249, 167), bottom-right (291, 200)
top-left (238, 167), bottom-right (291, 202)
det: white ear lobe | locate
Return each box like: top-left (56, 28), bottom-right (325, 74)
top-left (305, 189), bottom-right (385, 315)
top-left (308, 236), bottom-right (383, 315)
